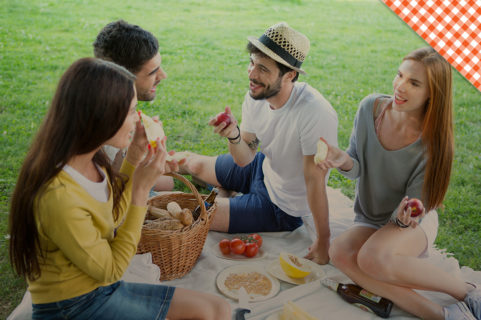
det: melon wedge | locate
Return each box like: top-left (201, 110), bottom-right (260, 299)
top-left (140, 112), bottom-right (165, 149)
top-left (279, 252), bottom-right (311, 279)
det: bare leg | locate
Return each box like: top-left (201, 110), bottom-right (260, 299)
top-left (179, 153), bottom-right (238, 232)
top-left (179, 153), bottom-right (220, 187)
top-left (152, 175), bottom-right (174, 192)
top-left (208, 197), bottom-right (231, 232)
top-left (358, 224), bottom-right (469, 299)
top-left (329, 225), bottom-right (469, 320)
top-left (166, 287), bottom-right (231, 320)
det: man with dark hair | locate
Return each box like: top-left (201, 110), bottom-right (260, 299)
top-left (180, 22), bottom-right (338, 264)
top-left (94, 20), bottom-right (173, 191)
top-left (93, 20), bottom-right (166, 101)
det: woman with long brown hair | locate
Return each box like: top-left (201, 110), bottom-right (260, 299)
top-left (9, 58), bottom-right (230, 320)
top-left (316, 47), bottom-right (480, 319)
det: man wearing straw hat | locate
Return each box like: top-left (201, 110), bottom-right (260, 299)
top-left (181, 22), bottom-right (338, 264)
top-left (93, 20), bottom-right (174, 192)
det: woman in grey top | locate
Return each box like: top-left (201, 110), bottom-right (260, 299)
top-left (317, 47), bottom-right (480, 320)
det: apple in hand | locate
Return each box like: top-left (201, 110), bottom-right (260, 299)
top-left (214, 111), bottom-right (232, 127)
top-left (405, 198), bottom-right (424, 217)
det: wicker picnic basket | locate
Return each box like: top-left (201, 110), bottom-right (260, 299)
top-left (136, 172), bottom-right (217, 281)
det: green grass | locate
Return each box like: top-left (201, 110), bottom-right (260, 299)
top-left (1, 0), bottom-right (480, 317)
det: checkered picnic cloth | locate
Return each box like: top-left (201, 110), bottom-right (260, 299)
top-left (383, 0), bottom-right (481, 92)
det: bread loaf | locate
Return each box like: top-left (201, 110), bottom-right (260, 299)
top-left (167, 201), bottom-right (183, 219)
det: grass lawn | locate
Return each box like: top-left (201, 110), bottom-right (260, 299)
top-left (1, 0), bottom-right (480, 317)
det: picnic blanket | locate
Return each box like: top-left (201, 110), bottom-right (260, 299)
top-left (8, 187), bottom-right (481, 319)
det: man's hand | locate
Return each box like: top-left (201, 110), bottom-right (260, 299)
top-left (304, 238), bottom-right (330, 265)
top-left (208, 106), bottom-right (239, 139)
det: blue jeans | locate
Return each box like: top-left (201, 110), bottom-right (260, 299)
top-left (32, 281), bottom-right (175, 320)
top-left (215, 152), bottom-right (303, 233)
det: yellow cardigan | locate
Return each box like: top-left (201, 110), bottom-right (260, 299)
top-left (28, 160), bottom-right (147, 304)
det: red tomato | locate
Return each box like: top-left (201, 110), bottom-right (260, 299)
top-left (244, 242), bottom-right (259, 258)
top-left (219, 239), bottom-right (231, 255)
top-left (230, 238), bottom-right (246, 255)
top-left (248, 233), bottom-right (263, 248)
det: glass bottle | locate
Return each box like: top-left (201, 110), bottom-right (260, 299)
top-left (193, 188), bottom-right (218, 220)
top-left (322, 278), bottom-right (393, 318)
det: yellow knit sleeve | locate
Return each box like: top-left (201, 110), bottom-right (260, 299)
top-left (38, 178), bottom-right (147, 283)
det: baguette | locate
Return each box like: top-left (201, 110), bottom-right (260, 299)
top-left (148, 206), bottom-right (173, 219)
top-left (150, 219), bottom-right (184, 230)
top-left (179, 208), bottom-right (193, 226)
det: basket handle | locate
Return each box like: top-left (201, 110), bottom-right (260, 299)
top-left (165, 172), bottom-right (207, 220)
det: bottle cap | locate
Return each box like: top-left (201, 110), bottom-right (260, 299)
top-left (321, 278), bottom-right (339, 291)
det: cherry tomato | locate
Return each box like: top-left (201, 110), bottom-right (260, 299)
top-left (230, 238), bottom-right (246, 255)
top-left (244, 242), bottom-right (259, 257)
top-left (219, 239), bottom-right (231, 255)
top-left (248, 233), bottom-right (263, 248)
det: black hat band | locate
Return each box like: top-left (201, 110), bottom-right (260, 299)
top-left (259, 34), bottom-right (302, 69)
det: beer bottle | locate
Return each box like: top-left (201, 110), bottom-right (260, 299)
top-left (193, 188), bottom-right (218, 220)
top-left (322, 278), bottom-right (393, 318)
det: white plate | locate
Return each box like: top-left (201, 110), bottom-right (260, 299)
top-left (216, 264), bottom-right (280, 302)
top-left (267, 258), bottom-right (325, 285)
top-left (211, 242), bottom-right (266, 260)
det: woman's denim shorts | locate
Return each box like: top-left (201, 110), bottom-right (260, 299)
top-left (32, 281), bottom-right (175, 320)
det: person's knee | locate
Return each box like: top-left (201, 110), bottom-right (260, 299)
top-left (357, 245), bottom-right (393, 280)
top-left (329, 238), bottom-right (356, 270)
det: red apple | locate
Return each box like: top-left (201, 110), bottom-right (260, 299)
top-left (405, 198), bottom-right (424, 217)
top-left (214, 112), bottom-right (232, 126)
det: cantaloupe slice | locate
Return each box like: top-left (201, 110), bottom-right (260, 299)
top-left (279, 252), bottom-right (311, 279)
top-left (140, 112), bottom-right (190, 163)
top-left (140, 112), bottom-right (165, 149)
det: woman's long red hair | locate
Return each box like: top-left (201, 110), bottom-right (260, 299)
top-left (405, 47), bottom-right (454, 211)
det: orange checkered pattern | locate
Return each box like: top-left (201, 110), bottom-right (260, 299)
top-left (383, 1), bottom-right (481, 92)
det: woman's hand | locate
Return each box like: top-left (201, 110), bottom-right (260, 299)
top-left (131, 137), bottom-right (168, 206)
top-left (393, 196), bottom-right (426, 229)
top-left (315, 143), bottom-right (352, 172)
top-left (125, 116), bottom-right (149, 166)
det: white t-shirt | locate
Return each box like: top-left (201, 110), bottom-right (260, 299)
top-left (240, 82), bottom-right (338, 217)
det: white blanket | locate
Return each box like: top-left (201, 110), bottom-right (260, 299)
top-left (8, 187), bottom-right (481, 319)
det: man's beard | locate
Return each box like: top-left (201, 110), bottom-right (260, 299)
top-left (249, 76), bottom-right (282, 100)
top-left (137, 91), bottom-right (153, 101)
top-left (136, 80), bottom-right (160, 101)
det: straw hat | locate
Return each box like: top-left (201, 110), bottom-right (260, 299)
top-left (248, 22), bottom-right (310, 75)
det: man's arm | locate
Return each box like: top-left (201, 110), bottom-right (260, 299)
top-left (208, 106), bottom-right (258, 167)
top-left (227, 128), bottom-right (258, 167)
top-left (303, 154), bottom-right (330, 265)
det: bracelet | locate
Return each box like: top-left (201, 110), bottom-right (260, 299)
top-left (394, 217), bottom-right (409, 228)
top-left (227, 125), bottom-right (241, 144)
